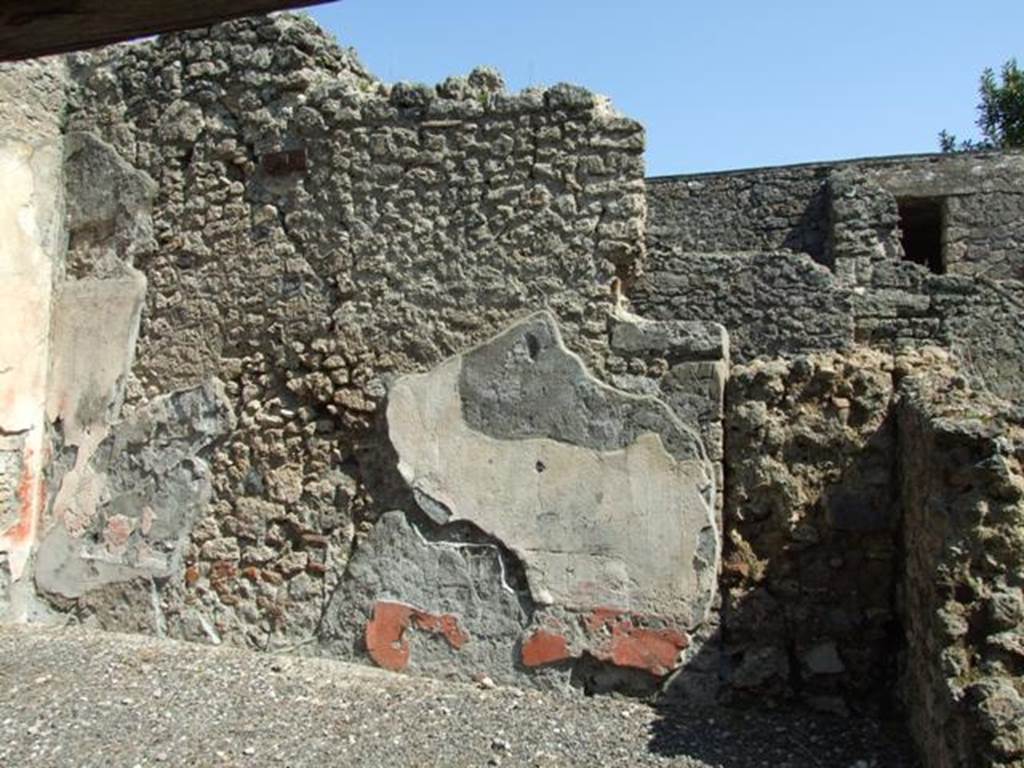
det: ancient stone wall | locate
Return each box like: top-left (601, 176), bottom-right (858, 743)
top-left (710, 344), bottom-right (1024, 756)
top-left (869, 152), bottom-right (1024, 281)
top-left (647, 164), bottom-right (832, 261)
top-left (830, 170), bottom-right (1024, 404)
top-left (636, 170), bottom-right (1024, 404)
top-left (897, 372), bottom-right (1024, 767)
top-left (47, 14), bottom-right (650, 654)
top-left (0, 14), bottom-right (739, 695)
top-left (647, 152), bottom-right (1024, 280)
top-left (639, 149), bottom-right (1024, 736)
top-left (720, 348), bottom-right (907, 715)
top-left (641, 152), bottom-right (1024, 399)
top-left (632, 250), bottom-right (854, 362)
top-left (1, 17), bottom-right (1022, 768)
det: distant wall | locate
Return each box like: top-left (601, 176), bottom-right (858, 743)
top-left (632, 251), bottom-right (854, 361)
top-left (869, 153), bottom-right (1024, 280)
top-left (646, 152), bottom-right (1024, 280)
top-left (646, 165), bottom-right (831, 261)
top-left (636, 158), bottom-right (1024, 401)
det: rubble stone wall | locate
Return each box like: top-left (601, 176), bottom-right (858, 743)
top-left (50, 14), bottom-right (652, 654)
top-left (898, 373), bottom-right (1024, 768)
top-left (633, 244), bottom-right (1024, 384)
top-left (638, 146), bottom-right (1024, 741)
top-left (0, 14), bottom-right (739, 695)
top-left (720, 348), bottom-right (908, 715)
top-left (640, 153), bottom-right (1024, 401)
top-left (646, 164), bottom-right (832, 261)
top-left (632, 250), bottom-right (855, 362)
top-left (869, 153), bottom-right (1024, 280)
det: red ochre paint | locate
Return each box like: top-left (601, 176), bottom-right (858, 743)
top-left (365, 600), bottom-right (470, 672)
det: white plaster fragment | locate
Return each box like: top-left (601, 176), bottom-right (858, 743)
top-left (0, 139), bottom-right (62, 582)
top-left (387, 316), bottom-right (720, 625)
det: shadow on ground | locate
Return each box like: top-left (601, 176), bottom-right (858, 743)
top-left (647, 698), bottom-right (921, 768)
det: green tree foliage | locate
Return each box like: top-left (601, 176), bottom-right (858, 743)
top-left (940, 58), bottom-right (1024, 152)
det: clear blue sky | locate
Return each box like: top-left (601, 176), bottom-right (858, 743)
top-left (307, 1), bottom-right (1023, 177)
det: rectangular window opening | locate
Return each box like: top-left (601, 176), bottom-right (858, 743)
top-left (897, 197), bottom-right (945, 274)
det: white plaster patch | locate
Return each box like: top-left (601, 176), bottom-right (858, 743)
top-left (0, 140), bottom-right (61, 583)
top-left (387, 328), bottom-right (720, 626)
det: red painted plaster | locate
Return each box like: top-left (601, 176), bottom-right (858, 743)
top-left (521, 629), bottom-right (571, 667)
top-left (519, 609), bottom-right (690, 677)
top-left (412, 610), bottom-right (469, 650)
top-left (2, 446), bottom-right (42, 539)
top-left (365, 600), bottom-right (469, 672)
top-left (103, 514), bottom-right (134, 553)
top-left (6, 446), bottom-right (40, 545)
top-left (585, 608), bottom-right (690, 677)
top-left (366, 602), bottom-right (413, 671)
top-left (0, 440), bottom-right (48, 581)
top-left (602, 626), bottom-right (689, 676)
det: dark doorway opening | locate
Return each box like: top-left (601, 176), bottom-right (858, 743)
top-left (897, 197), bottom-right (945, 273)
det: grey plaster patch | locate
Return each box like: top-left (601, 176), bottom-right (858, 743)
top-left (35, 380), bottom-right (234, 599)
top-left (46, 271), bottom-right (147, 446)
top-left (64, 132), bottom-right (158, 276)
top-left (459, 312), bottom-right (706, 464)
top-left (387, 311), bottom-right (719, 626)
top-left (320, 510), bottom-right (532, 682)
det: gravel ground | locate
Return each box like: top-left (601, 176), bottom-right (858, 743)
top-left (0, 625), bottom-right (919, 767)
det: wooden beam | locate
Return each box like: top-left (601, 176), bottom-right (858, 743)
top-left (0, 0), bottom-right (336, 62)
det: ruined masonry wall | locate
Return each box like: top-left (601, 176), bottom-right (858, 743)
top-left (647, 152), bottom-right (1024, 280)
top-left (871, 153), bottom-right (1024, 280)
top-left (639, 152), bottom-right (1024, 402)
top-left (632, 251), bottom-right (854, 362)
top-left (721, 348), bottom-right (907, 714)
top-left (638, 148), bottom-right (1024, 735)
top-left (1, 21), bottom-right (1021, 768)
top-left (40, 13), bottom-right (696, 680)
top-left (636, 169), bottom-right (1024, 404)
top-left (634, 244), bottom-right (1024, 387)
top-left (647, 164), bottom-right (831, 261)
top-left (898, 374), bottom-right (1024, 768)
top-left (0, 14), bottom-right (741, 698)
